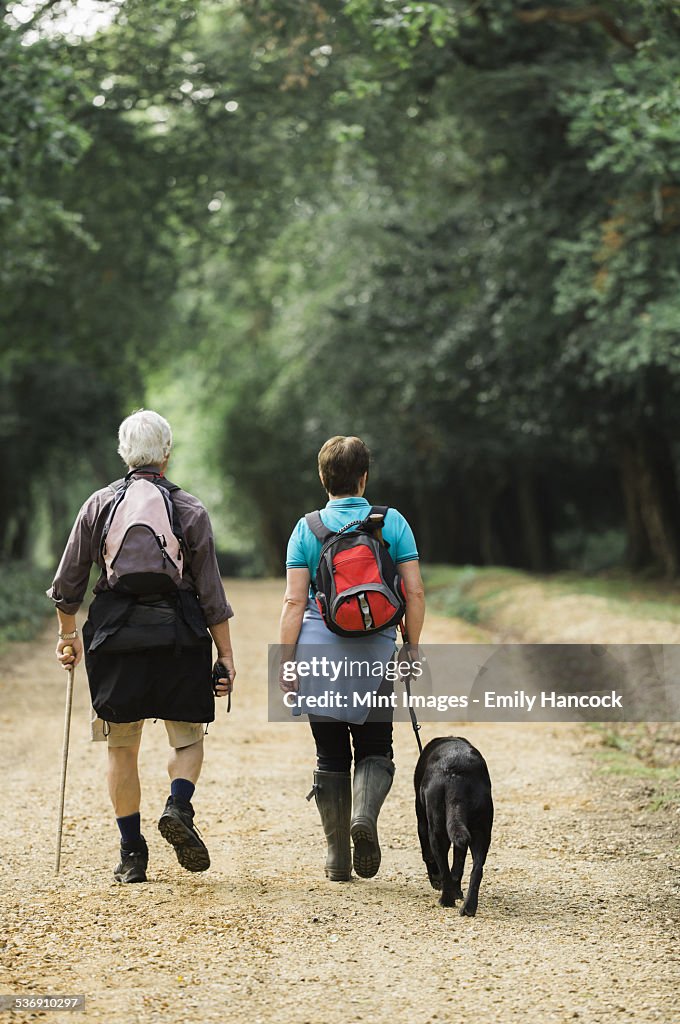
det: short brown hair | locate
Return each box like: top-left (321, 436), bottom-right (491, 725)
top-left (318, 436), bottom-right (370, 496)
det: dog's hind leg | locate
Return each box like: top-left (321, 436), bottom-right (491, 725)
top-left (446, 801), bottom-right (469, 902)
top-left (460, 832), bottom-right (490, 918)
top-left (427, 811), bottom-right (455, 907)
top-left (450, 843), bottom-right (466, 901)
top-left (417, 792), bottom-right (442, 890)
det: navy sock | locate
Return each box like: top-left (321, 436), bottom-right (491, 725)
top-left (171, 778), bottom-right (195, 804)
top-left (117, 812), bottom-right (142, 850)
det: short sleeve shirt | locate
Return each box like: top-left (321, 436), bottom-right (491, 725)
top-left (286, 497), bottom-right (419, 577)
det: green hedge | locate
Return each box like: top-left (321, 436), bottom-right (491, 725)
top-left (0, 563), bottom-right (53, 645)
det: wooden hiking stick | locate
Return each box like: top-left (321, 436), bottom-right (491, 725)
top-left (55, 646), bottom-right (75, 874)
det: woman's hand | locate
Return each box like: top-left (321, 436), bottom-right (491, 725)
top-left (279, 660), bottom-right (299, 693)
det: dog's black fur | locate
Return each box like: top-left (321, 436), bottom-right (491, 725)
top-left (414, 737), bottom-right (493, 916)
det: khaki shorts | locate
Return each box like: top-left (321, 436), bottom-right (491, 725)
top-left (104, 719), bottom-right (205, 749)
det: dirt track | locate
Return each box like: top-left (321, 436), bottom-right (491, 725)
top-left (1, 579), bottom-right (678, 1023)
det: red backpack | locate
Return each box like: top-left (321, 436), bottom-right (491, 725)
top-left (305, 505), bottom-right (406, 637)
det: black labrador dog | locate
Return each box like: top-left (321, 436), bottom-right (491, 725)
top-left (414, 736), bottom-right (493, 916)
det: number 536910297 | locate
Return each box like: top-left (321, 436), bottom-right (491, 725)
top-left (0, 995), bottom-right (85, 1011)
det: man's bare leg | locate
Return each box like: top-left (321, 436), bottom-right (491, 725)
top-left (168, 738), bottom-right (204, 784)
top-left (108, 741), bottom-right (142, 817)
top-left (108, 740), bottom-right (147, 883)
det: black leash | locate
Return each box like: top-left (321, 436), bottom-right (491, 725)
top-left (399, 622), bottom-right (423, 754)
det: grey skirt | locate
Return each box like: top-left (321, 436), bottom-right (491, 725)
top-left (294, 599), bottom-right (397, 724)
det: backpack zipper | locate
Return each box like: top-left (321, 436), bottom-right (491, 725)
top-left (109, 525), bottom-right (180, 571)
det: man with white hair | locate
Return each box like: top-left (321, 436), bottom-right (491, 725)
top-left (48, 410), bottom-right (236, 883)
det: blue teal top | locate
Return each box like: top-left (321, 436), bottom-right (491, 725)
top-left (285, 496), bottom-right (419, 575)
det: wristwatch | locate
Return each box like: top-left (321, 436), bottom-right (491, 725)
top-left (58, 629), bottom-right (79, 640)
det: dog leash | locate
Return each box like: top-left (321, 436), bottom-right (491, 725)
top-left (399, 622), bottom-right (423, 754)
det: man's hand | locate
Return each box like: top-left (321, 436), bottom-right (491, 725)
top-left (56, 635), bottom-right (83, 670)
top-left (213, 654), bottom-right (235, 697)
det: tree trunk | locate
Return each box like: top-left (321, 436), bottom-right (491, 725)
top-left (472, 471), bottom-right (508, 566)
top-left (48, 482), bottom-right (72, 565)
top-left (516, 468), bottom-right (551, 572)
top-left (9, 508), bottom-right (30, 561)
top-left (632, 430), bottom-right (680, 579)
top-left (412, 484), bottom-right (434, 563)
top-left (260, 506), bottom-right (289, 576)
top-left (618, 440), bottom-right (651, 570)
top-left (478, 499), bottom-right (496, 565)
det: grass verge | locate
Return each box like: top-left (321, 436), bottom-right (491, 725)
top-left (590, 724), bottom-right (680, 811)
top-left (423, 564), bottom-right (680, 630)
top-left (423, 565), bottom-right (680, 811)
top-left (0, 563), bottom-right (53, 650)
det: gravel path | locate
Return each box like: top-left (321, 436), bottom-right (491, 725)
top-left (1, 579), bottom-right (678, 1023)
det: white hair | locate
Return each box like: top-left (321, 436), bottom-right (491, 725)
top-left (118, 409), bottom-right (173, 469)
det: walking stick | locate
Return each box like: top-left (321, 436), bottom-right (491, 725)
top-left (55, 647), bottom-right (75, 875)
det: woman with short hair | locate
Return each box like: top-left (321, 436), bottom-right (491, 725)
top-left (280, 436), bottom-right (425, 881)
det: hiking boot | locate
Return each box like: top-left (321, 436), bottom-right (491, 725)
top-left (114, 837), bottom-right (148, 884)
top-left (308, 770), bottom-right (352, 882)
top-left (157, 796), bottom-right (210, 873)
top-left (351, 755), bottom-right (395, 878)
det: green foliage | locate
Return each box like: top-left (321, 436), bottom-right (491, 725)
top-left (2, 0), bottom-right (680, 576)
top-left (0, 563), bottom-right (52, 645)
top-left (344, 0), bottom-right (461, 57)
top-left (0, 23), bottom-right (94, 292)
top-left (426, 566), bottom-right (482, 624)
top-left (552, 528), bottom-right (627, 574)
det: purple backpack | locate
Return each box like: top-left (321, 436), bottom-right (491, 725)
top-left (100, 471), bottom-right (184, 595)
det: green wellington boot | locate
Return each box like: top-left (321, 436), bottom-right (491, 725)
top-left (350, 756), bottom-right (395, 878)
top-left (307, 770), bottom-right (352, 881)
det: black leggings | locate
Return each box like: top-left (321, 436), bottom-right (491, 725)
top-left (309, 718), bottom-right (393, 772)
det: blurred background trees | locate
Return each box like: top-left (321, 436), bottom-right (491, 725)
top-left (2, 0), bottom-right (679, 577)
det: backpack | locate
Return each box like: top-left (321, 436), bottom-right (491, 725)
top-left (305, 505), bottom-right (406, 637)
top-left (100, 470), bottom-right (184, 595)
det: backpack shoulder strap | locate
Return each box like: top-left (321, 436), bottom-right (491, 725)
top-left (155, 478), bottom-right (184, 542)
top-left (101, 480), bottom-right (129, 554)
top-left (156, 476), bottom-right (180, 494)
top-left (122, 469), bottom-right (179, 493)
top-left (369, 505), bottom-right (389, 518)
top-left (305, 511), bottom-right (334, 543)
top-left (108, 473), bottom-right (184, 543)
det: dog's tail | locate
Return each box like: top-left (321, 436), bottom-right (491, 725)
top-left (446, 801), bottom-right (471, 850)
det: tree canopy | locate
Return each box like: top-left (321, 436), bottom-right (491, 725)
top-left (2, 0), bottom-right (680, 575)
